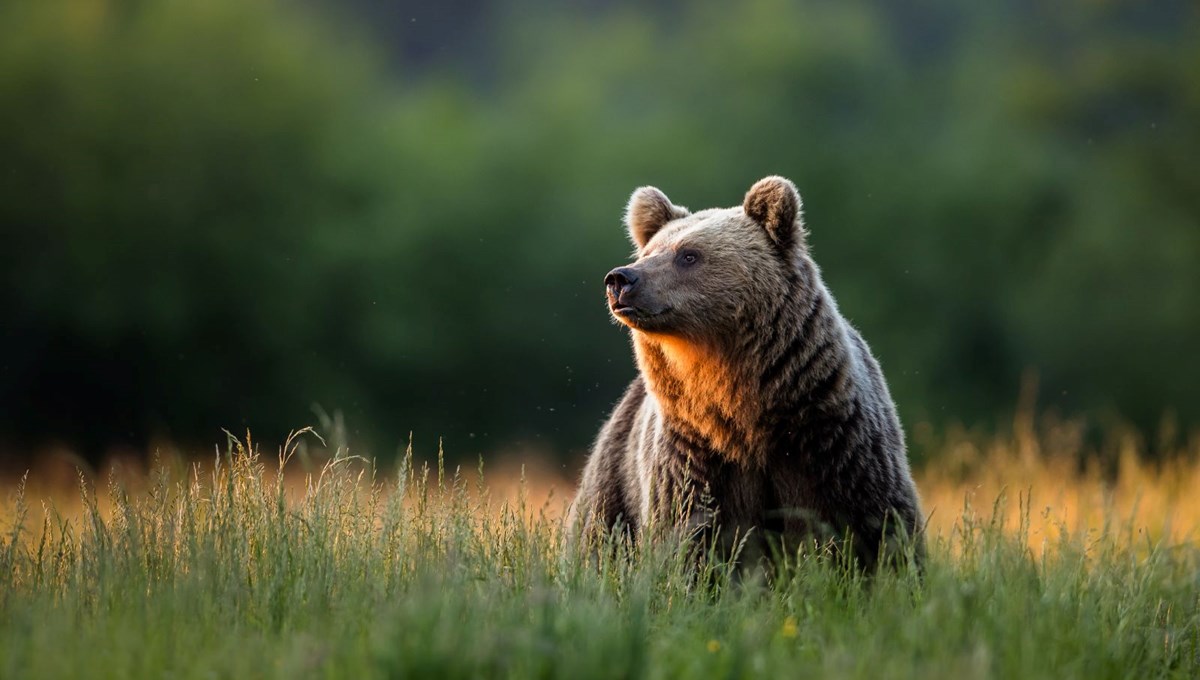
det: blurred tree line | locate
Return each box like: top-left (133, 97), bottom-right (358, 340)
top-left (1, 0), bottom-right (1197, 464)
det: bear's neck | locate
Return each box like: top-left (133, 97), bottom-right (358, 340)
top-left (632, 273), bottom-right (850, 468)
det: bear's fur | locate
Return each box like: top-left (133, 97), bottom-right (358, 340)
top-left (568, 176), bottom-right (924, 571)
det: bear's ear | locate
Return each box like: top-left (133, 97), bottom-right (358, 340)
top-left (625, 186), bottom-right (689, 250)
top-left (743, 176), bottom-right (804, 252)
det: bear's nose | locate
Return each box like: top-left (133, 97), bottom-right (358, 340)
top-left (605, 267), bottom-right (639, 296)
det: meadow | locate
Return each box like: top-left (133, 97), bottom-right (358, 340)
top-left (1, 419), bottom-right (1198, 679)
top-left (3, 3), bottom-right (1196, 678)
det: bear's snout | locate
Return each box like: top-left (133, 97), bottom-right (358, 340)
top-left (606, 265), bottom-right (650, 320)
top-left (605, 266), bottom-right (639, 301)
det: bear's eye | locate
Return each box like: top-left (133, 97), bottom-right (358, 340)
top-left (676, 249), bottom-right (701, 268)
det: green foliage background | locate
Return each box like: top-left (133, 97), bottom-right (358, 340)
top-left (2, 0), bottom-right (1197, 461)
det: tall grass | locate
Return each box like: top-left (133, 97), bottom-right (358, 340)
top-left (1, 427), bottom-right (1198, 679)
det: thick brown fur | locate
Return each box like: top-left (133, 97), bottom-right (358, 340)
top-left (569, 176), bottom-right (924, 571)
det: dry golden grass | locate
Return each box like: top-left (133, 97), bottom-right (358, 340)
top-left (3, 415), bottom-right (1198, 551)
top-left (916, 414), bottom-right (1200, 549)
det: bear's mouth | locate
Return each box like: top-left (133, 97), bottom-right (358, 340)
top-left (610, 303), bottom-right (670, 323)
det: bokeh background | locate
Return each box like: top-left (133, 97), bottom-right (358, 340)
top-left (2, 0), bottom-right (1197, 469)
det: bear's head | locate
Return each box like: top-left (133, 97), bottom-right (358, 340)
top-left (605, 176), bottom-right (807, 345)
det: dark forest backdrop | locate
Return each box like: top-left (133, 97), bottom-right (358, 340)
top-left (1, 0), bottom-right (1197, 464)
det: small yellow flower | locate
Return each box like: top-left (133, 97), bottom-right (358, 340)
top-left (707, 639), bottom-right (721, 653)
top-left (781, 616), bottom-right (798, 638)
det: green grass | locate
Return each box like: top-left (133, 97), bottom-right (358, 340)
top-left (1, 432), bottom-right (1198, 679)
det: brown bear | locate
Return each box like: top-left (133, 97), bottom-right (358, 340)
top-left (568, 176), bottom-right (924, 571)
